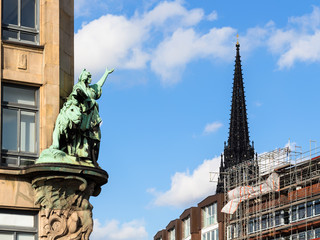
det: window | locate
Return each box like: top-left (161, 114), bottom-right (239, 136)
top-left (183, 217), bottom-right (190, 239)
top-left (291, 206), bottom-right (297, 222)
top-left (2, 0), bottom-right (39, 44)
top-left (249, 219), bottom-right (254, 233)
top-left (227, 225), bottom-right (233, 240)
top-left (254, 217), bottom-right (260, 232)
top-left (283, 210), bottom-right (290, 224)
top-left (275, 211), bottom-right (282, 226)
top-left (299, 232), bottom-right (306, 240)
top-left (203, 203), bottom-right (217, 227)
top-left (0, 209), bottom-right (38, 239)
top-left (306, 202), bottom-right (313, 217)
top-left (315, 200), bottom-right (320, 215)
top-left (168, 228), bottom-right (175, 240)
top-left (1, 84), bottom-right (39, 167)
top-left (298, 204), bottom-right (305, 219)
top-left (227, 225), bottom-right (239, 239)
top-left (268, 213), bottom-right (274, 228)
top-left (202, 229), bottom-right (218, 240)
top-left (307, 230), bottom-right (313, 240)
top-left (261, 215), bottom-right (267, 230)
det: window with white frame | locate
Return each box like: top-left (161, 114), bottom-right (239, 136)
top-left (183, 217), bottom-right (190, 239)
top-left (0, 209), bottom-right (38, 239)
top-left (202, 228), bottom-right (218, 240)
top-left (1, 84), bottom-right (39, 167)
top-left (168, 228), bottom-right (175, 240)
top-left (203, 203), bottom-right (217, 227)
top-left (2, 0), bottom-right (39, 44)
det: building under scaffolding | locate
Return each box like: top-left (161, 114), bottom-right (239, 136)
top-left (153, 41), bottom-right (320, 240)
top-left (224, 145), bottom-right (320, 240)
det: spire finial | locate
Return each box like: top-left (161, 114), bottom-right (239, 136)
top-left (236, 34), bottom-right (239, 45)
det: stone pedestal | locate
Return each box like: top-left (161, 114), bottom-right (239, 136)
top-left (28, 163), bottom-right (108, 240)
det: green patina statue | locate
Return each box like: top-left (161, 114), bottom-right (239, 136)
top-left (37, 68), bottom-right (114, 167)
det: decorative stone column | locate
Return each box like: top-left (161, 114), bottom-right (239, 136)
top-left (30, 164), bottom-right (108, 240)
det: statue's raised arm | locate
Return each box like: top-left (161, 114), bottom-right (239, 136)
top-left (96, 68), bottom-right (114, 88)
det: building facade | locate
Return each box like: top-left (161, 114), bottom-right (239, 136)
top-left (154, 194), bottom-right (224, 240)
top-left (0, 0), bottom-right (74, 239)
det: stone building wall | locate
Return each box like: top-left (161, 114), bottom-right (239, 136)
top-left (0, 0), bottom-right (74, 231)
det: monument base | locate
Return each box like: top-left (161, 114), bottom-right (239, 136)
top-left (28, 163), bottom-right (108, 240)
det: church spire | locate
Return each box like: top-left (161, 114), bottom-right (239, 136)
top-left (224, 41), bottom-right (254, 168)
top-left (216, 41), bottom-right (255, 194)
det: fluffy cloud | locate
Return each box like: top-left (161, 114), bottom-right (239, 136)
top-left (203, 121), bottom-right (223, 135)
top-left (148, 157), bottom-right (221, 208)
top-left (91, 219), bottom-right (148, 240)
top-left (75, 1), bottom-right (236, 84)
top-left (75, 14), bottom-right (148, 74)
top-left (151, 27), bottom-right (235, 84)
top-left (275, 31), bottom-right (320, 68)
top-left (267, 6), bottom-right (320, 69)
top-left (141, 1), bottom-right (204, 27)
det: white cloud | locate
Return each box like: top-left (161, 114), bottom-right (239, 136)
top-left (91, 218), bottom-right (148, 240)
top-left (207, 11), bottom-right (218, 21)
top-left (75, 1), bottom-right (235, 84)
top-left (142, 1), bottom-right (204, 28)
top-left (151, 27), bottom-right (235, 84)
top-left (240, 23), bottom-right (273, 53)
top-left (288, 6), bottom-right (320, 31)
top-left (75, 14), bottom-right (148, 75)
top-left (266, 6), bottom-right (320, 69)
top-left (148, 157), bottom-right (220, 208)
top-left (277, 31), bottom-right (320, 68)
top-left (203, 121), bottom-right (223, 135)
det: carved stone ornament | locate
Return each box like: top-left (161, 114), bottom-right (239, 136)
top-left (32, 175), bottom-right (101, 240)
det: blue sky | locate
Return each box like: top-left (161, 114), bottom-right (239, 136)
top-left (73, 1), bottom-right (320, 239)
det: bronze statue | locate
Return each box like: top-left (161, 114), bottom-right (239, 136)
top-left (37, 68), bottom-right (114, 168)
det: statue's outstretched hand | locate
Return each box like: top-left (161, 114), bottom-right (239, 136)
top-left (97, 67), bottom-right (114, 87)
top-left (106, 68), bottom-right (114, 75)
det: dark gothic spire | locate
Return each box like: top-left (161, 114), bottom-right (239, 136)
top-left (223, 42), bottom-right (254, 168)
top-left (216, 41), bottom-right (255, 194)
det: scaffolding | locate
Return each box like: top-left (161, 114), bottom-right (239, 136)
top-left (222, 143), bottom-right (320, 240)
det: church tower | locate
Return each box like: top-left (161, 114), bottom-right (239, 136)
top-left (216, 40), bottom-right (256, 194)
